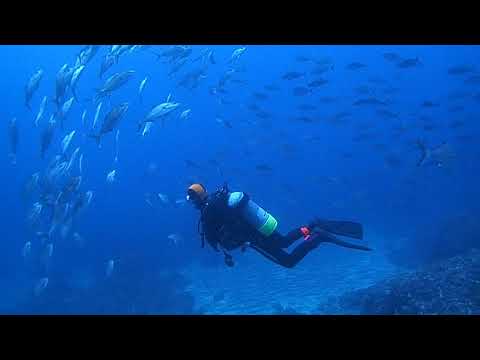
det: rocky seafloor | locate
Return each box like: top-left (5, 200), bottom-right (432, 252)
top-left (316, 248), bottom-right (480, 315)
top-left (185, 245), bottom-right (480, 315)
top-left (183, 245), bottom-right (402, 314)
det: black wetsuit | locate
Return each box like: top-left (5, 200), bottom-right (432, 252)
top-left (199, 189), bottom-right (322, 268)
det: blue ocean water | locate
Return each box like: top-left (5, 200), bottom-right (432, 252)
top-left (1, 45), bottom-right (479, 314)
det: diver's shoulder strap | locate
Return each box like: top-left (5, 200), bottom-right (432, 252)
top-left (214, 182), bottom-right (229, 196)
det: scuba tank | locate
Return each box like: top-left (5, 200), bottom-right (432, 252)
top-left (227, 192), bottom-right (278, 237)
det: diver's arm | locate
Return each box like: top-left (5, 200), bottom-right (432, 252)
top-left (202, 199), bottom-right (225, 251)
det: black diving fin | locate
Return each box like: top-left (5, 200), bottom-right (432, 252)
top-left (314, 230), bottom-right (371, 251)
top-left (310, 218), bottom-right (364, 240)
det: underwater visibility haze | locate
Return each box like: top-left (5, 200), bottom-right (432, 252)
top-left (1, 45), bottom-right (480, 314)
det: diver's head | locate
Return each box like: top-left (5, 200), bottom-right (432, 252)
top-left (187, 183), bottom-right (208, 209)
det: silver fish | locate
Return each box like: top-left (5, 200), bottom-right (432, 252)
top-left (79, 153), bottom-right (83, 174)
top-left (138, 77), bottom-right (148, 101)
top-left (106, 169), bottom-right (116, 183)
top-left (353, 97), bottom-right (387, 106)
top-left (23, 172), bottom-right (40, 199)
top-left (27, 202), bottom-right (43, 227)
top-left (22, 241), bottom-right (32, 258)
top-left (35, 96), bottom-right (47, 127)
top-left (77, 45), bottom-right (100, 66)
top-left (110, 45), bottom-right (120, 54)
top-left (99, 54), bottom-right (115, 78)
top-left (105, 259), bottom-right (115, 278)
top-left (93, 102), bottom-right (103, 130)
top-left (9, 118), bottom-right (18, 165)
top-left (141, 122), bottom-right (153, 137)
top-left (66, 147), bottom-right (80, 174)
top-left (61, 130), bottom-right (76, 154)
top-left (61, 97), bottom-right (75, 115)
top-left (25, 69), bottom-right (44, 110)
top-left (60, 217), bottom-right (73, 239)
top-left (90, 103), bottom-right (129, 147)
top-left (175, 198), bottom-right (187, 206)
top-left (167, 233), bottom-right (183, 245)
top-left (416, 140), bottom-right (456, 168)
top-left (158, 193), bottom-right (170, 204)
top-left (113, 45), bottom-right (132, 62)
top-left (57, 97), bottom-right (75, 128)
top-left (73, 232), bottom-right (86, 248)
top-left (180, 109), bottom-right (191, 120)
top-left (95, 70), bottom-right (135, 102)
top-left (229, 47), bottom-right (247, 63)
top-left (81, 109), bottom-right (88, 129)
top-left (114, 130), bottom-right (120, 163)
top-left (34, 277), bottom-right (49, 296)
top-left (85, 191), bottom-right (93, 206)
top-left (142, 100), bottom-right (180, 127)
top-left (70, 65), bottom-right (86, 100)
top-left (45, 243), bottom-right (53, 258)
top-left (54, 64), bottom-right (70, 106)
top-left (40, 116), bottom-right (56, 159)
top-left (49, 202), bottom-right (68, 236)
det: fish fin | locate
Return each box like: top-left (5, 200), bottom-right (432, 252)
top-left (9, 154), bottom-right (17, 166)
top-left (150, 51), bottom-right (162, 61)
top-left (88, 133), bottom-right (102, 148)
top-left (416, 139), bottom-right (428, 166)
top-left (93, 88), bottom-right (105, 104)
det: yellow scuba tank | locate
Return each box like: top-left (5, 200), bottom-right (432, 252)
top-left (227, 192), bottom-right (278, 237)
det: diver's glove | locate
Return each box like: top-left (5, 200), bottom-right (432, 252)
top-left (241, 242), bottom-right (250, 253)
top-left (224, 253), bottom-right (234, 267)
top-left (222, 249), bottom-right (234, 267)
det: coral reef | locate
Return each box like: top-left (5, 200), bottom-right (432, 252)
top-left (317, 249), bottom-right (480, 314)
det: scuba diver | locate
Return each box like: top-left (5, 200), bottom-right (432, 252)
top-left (187, 183), bottom-right (372, 268)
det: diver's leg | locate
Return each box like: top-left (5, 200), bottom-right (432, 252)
top-left (269, 229), bottom-right (305, 248)
top-left (266, 227), bottom-right (309, 249)
top-left (272, 229), bottom-right (372, 268)
top-left (251, 239), bottom-right (319, 269)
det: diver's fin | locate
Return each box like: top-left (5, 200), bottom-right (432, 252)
top-left (315, 231), bottom-right (372, 251)
top-left (311, 218), bottom-right (364, 240)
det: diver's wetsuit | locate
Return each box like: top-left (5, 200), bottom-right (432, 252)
top-left (199, 188), bottom-right (332, 268)
top-left (251, 228), bottom-right (322, 268)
